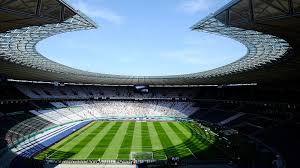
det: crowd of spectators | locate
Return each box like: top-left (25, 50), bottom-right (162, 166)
top-left (31, 100), bottom-right (198, 124)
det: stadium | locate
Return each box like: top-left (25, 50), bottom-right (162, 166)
top-left (0, 0), bottom-right (299, 168)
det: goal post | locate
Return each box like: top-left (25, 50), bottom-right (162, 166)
top-left (130, 152), bottom-right (153, 160)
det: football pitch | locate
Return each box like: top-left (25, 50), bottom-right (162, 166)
top-left (35, 121), bottom-right (216, 160)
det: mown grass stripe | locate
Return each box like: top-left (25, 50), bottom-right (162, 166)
top-left (179, 122), bottom-right (219, 159)
top-left (146, 122), bottom-right (166, 160)
top-left (131, 122), bottom-right (142, 152)
top-left (87, 122), bottom-right (122, 159)
top-left (180, 122), bottom-right (213, 146)
top-left (101, 122), bottom-right (129, 159)
top-left (153, 122), bottom-right (180, 158)
top-left (160, 122), bottom-right (192, 158)
top-left (168, 122), bottom-right (191, 140)
top-left (141, 122), bottom-right (152, 152)
top-left (48, 122), bottom-right (105, 159)
top-left (52, 122), bottom-right (96, 148)
top-left (62, 122), bottom-right (110, 159)
top-left (117, 122), bottom-right (135, 160)
top-left (34, 121), bottom-right (95, 160)
top-left (167, 122), bottom-right (206, 158)
top-left (73, 122), bottom-right (115, 159)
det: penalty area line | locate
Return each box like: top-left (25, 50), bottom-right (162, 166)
top-left (188, 148), bottom-right (197, 159)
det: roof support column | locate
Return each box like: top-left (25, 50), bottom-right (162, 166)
top-left (288, 0), bottom-right (294, 15)
top-left (60, 5), bottom-right (65, 22)
top-left (225, 9), bottom-right (230, 26)
top-left (249, 0), bottom-right (255, 23)
top-left (35, 0), bottom-right (43, 16)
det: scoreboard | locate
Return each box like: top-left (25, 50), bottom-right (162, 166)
top-left (134, 85), bottom-right (149, 93)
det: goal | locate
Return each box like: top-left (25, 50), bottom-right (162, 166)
top-left (130, 152), bottom-right (153, 160)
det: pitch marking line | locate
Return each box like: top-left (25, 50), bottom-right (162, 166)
top-left (47, 122), bottom-right (94, 159)
top-left (188, 148), bottom-right (197, 159)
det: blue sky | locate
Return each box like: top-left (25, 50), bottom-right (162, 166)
top-left (37, 0), bottom-right (247, 76)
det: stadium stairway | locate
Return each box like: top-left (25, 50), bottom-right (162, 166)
top-left (218, 112), bottom-right (245, 125)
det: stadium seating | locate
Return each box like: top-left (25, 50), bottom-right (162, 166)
top-left (0, 119), bottom-right (90, 168)
top-left (0, 112), bottom-right (56, 167)
top-left (15, 121), bottom-right (90, 158)
top-left (14, 83), bottom-right (197, 99)
top-left (0, 84), bottom-right (28, 100)
top-left (0, 113), bottom-right (54, 151)
top-left (28, 100), bottom-right (198, 124)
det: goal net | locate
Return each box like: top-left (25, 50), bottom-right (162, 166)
top-left (130, 152), bottom-right (153, 160)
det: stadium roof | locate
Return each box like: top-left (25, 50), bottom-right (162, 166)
top-left (0, 0), bottom-right (299, 85)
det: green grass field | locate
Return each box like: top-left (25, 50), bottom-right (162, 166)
top-left (35, 121), bottom-right (217, 160)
